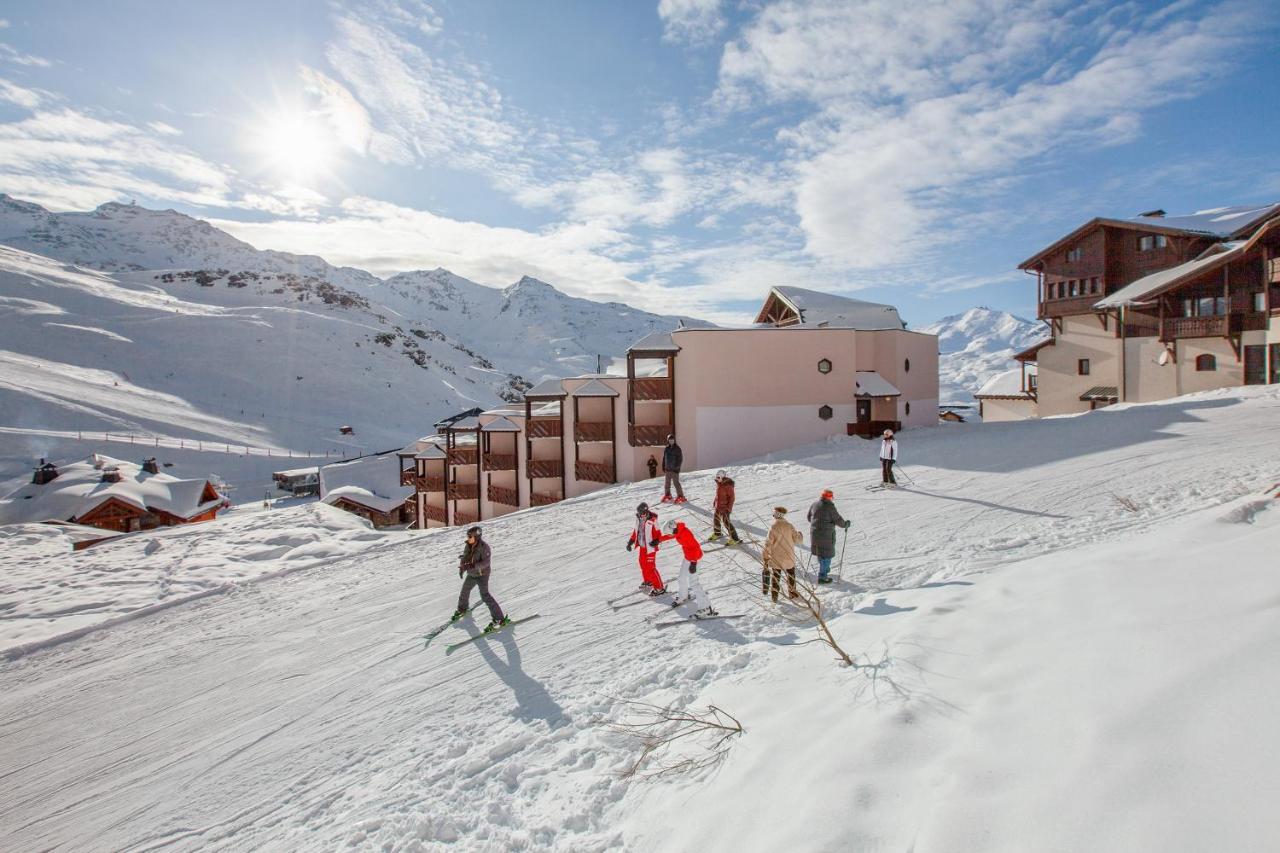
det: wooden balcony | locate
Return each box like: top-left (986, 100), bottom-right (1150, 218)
top-left (424, 504), bottom-right (447, 524)
top-left (575, 460), bottom-right (615, 483)
top-left (530, 491), bottom-right (562, 507)
top-left (631, 377), bottom-right (672, 401)
top-left (447, 482), bottom-right (478, 500)
top-left (482, 452), bottom-right (517, 471)
top-left (1160, 313), bottom-right (1268, 341)
top-left (399, 468), bottom-right (415, 487)
top-left (848, 420), bottom-right (902, 439)
top-left (574, 421), bottom-right (613, 442)
top-left (416, 474), bottom-right (446, 492)
top-left (629, 424), bottom-right (671, 447)
top-left (448, 447), bottom-right (477, 466)
top-left (527, 458), bottom-right (563, 479)
top-left (1039, 295), bottom-right (1100, 319)
top-left (487, 483), bottom-right (519, 506)
top-left (454, 510), bottom-right (478, 526)
top-left (527, 417), bottom-right (562, 439)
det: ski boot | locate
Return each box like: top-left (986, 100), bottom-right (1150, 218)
top-left (450, 608), bottom-right (467, 622)
top-left (648, 586), bottom-right (668, 597)
top-left (707, 533), bottom-right (722, 542)
top-left (638, 580), bottom-right (653, 591)
top-left (483, 616), bottom-right (512, 634)
top-left (674, 496), bottom-right (688, 504)
top-left (728, 538), bottom-right (742, 545)
top-left (817, 576), bottom-right (834, 585)
top-left (660, 495), bottom-right (673, 503)
top-left (670, 595), bottom-right (687, 607)
top-left (694, 606), bottom-right (718, 619)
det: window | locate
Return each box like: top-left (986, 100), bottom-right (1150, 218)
top-left (1138, 234), bottom-right (1168, 251)
top-left (818, 404), bottom-right (833, 420)
top-left (1067, 247), bottom-right (1082, 262)
top-left (1196, 354), bottom-right (1216, 372)
top-left (1253, 291), bottom-right (1266, 313)
top-left (1091, 277), bottom-right (1101, 294)
top-left (904, 357), bottom-right (911, 373)
top-left (1069, 280), bottom-right (1078, 297)
top-left (1027, 373), bottom-right (1038, 391)
top-left (817, 358), bottom-right (832, 374)
top-left (1078, 358), bottom-right (1090, 376)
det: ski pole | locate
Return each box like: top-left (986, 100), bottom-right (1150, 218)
top-left (896, 464), bottom-right (915, 486)
top-left (837, 526), bottom-right (848, 583)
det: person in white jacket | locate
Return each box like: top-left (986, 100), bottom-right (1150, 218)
top-left (879, 429), bottom-right (899, 487)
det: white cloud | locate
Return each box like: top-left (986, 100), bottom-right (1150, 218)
top-left (658, 0), bottom-right (726, 45)
top-left (0, 42), bottom-right (50, 67)
top-left (0, 76), bottom-right (40, 108)
top-left (297, 64), bottom-right (408, 161)
top-left (147, 120), bottom-right (182, 136)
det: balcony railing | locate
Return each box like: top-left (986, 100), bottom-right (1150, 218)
top-left (482, 452), bottom-right (517, 471)
top-left (629, 424), bottom-right (671, 447)
top-left (423, 504), bottom-right (447, 524)
top-left (574, 421), bottom-right (613, 442)
top-left (453, 510), bottom-right (478, 526)
top-left (399, 468), bottom-right (415, 487)
top-left (447, 482), bottom-right (479, 500)
top-left (1162, 315), bottom-right (1226, 340)
top-left (1039, 295), bottom-right (1100, 319)
top-left (416, 474), bottom-right (446, 492)
top-left (575, 460), bottom-right (615, 483)
top-left (448, 447), bottom-right (477, 466)
top-left (530, 491), bottom-right (562, 507)
top-left (527, 458), bottom-right (564, 479)
top-left (631, 378), bottom-right (672, 401)
top-left (848, 419), bottom-right (903, 439)
top-left (487, 483), bottom-right (519, 506)
top-left (527, 417), bottom-right (562, 439)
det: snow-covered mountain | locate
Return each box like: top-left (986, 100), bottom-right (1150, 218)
top-left (0, 196), bottom-right (700, 494)
top-left (918, 307), bottom-right (1045, 405)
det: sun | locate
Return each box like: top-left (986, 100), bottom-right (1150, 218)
top-left (252, 110), bottom-right (336, 183)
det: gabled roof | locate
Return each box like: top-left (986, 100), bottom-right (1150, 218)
top-left (319, 452), bottom-right (412, 514)
top-left (854, 371), bottom-right (901, 397)
top-left (975, 365), bottom-right (1036, 398)
top-left (628, 331), bottom-right (679, 353)
top-left (444, 416), bottom-right (481, 431)
top-left (524, 378), bottom-right (566, 398)
top-left (480, 417), bottom-right (521, 432)
top-left (757, 286), bottom-right (904, 330)
top-left (1013, 338), bottom-right (1054, 362)
top-left (1094, 242), bottom-right (1244, 308)
top-left (570, 379), bottom-right (619, 397)
top-left (0, 454), bottom-right (224, 526)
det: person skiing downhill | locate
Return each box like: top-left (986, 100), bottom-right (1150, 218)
top-left (708, 470), bottom-right (740, 544)
top-left (451, 526), bottom-right (510, 632)
top-left (626, 502), bottom-right (666, 595)
top-left (660, 435), bottom-right (686, 503)
top-left (807, 489), bottom-right (850, 584)
top-left (659, 519), bottom-right (717, 618)
top-left (879, 429), bottom-right (899, 487)
top-left (762, 506), bottom-right (802, 601)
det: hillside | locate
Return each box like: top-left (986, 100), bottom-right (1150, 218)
top-left (918, 307), bottom-right (1044, 405)
top-left (2, 385), bottom-right (1278, 850)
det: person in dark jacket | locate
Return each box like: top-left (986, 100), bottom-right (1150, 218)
top-left (709, 470), bottom-right (739, 543)
top-left (660, 435), bottom-right (686, 503)
top-left (646, 454), bottom-right (658, 479)
top-left (806, 489), bottom-right (850, 584)
top-left (451, 526), bottom-right (509, 631)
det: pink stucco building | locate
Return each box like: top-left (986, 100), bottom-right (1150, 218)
top-left (400, 286), bottom-right (938, 528)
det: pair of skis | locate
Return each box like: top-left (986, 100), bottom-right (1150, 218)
top-left (422, 608), bottom-right (541, 654)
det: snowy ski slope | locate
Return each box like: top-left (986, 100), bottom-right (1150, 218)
top-left (1, 386), bottom-right (1279, 850)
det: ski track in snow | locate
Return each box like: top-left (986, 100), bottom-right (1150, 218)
top-left (0, 387), bottom-right (1278, 849)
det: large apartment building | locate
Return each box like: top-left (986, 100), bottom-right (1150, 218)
top-left (979, 203), bottom-right (1280, 421)
top-left (399, 286), bottom-right (939, 528)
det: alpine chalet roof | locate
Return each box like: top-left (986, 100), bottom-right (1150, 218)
top-left (480, 417), bottom-right (521, 432)
top-left (444, 416), bottom-right (482, 430)
top-left (759, 286), bottom-right (904, 330)
top-left (319, 452), bottom-right (412, 514)
top-left (570, 379), bottom-right (619, 397)
top-left (0, 454), bottom-right (223, 526)
top-left (524, 378), bottom-right (567, 397)
top-left (628, 331), bottom-right (679, 353)
top-left (1095, 242), bottom-right (1245, 308)
top-left (976, 365), bottom-right (1036, 398)
top-left (854, 371), bottom-right (901, 397)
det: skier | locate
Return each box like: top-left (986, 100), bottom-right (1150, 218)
top-left (626, 502), bottom-right (666, 595)
top-left (660, 434), bottom-right (686, 503)
top-left (807, 489), bottom-right (850, 584)
top-left (761, 506), bottom-right (802, 601)
top-left (879, 429), bottom-right (899, 487)
top-left (660, 519), bottom-right (717, 618)
top-left (708, 470), bottom-right (740, 543)
top-left (646, 454), bottom-right (658, 479)
top-left (451, 526), bottom-right (510, 632)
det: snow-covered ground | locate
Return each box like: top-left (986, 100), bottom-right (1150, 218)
top-left (1, 385), bottom-right (1278, 850)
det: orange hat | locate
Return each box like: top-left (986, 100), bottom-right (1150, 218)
top-left (821, 489), bottom-right (834, 499)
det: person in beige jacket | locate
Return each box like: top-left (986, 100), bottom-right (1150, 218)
top-left (762, 506), bottom-right (803, 601)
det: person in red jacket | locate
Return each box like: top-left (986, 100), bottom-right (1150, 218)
top-left (660, 519), bottom-right (718, 618)
top-left (626, 502), bottom-right (666, 595)
top-left (709, 470), bottom-right (740, 543)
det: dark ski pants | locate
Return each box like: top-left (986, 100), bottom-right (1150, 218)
top-left (881, 458), bottom-right (896, 484)
top-left (663, 470), bottom-right (684, 499)
top-left (762, 566), bottom-right (797, 601)
top-left (713, 511), bottom-right (738, 540)
top-left (458, 572), bottom-right (504, 622)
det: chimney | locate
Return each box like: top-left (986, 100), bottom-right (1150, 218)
top-left (32, 459), bottom-right (59, 486)
top-left (1138, 208), bottom-right (1166, 218)
top-left (142, 457), bottom-right (159, 475)
top-left (101, 466), bottom-right (122, 483)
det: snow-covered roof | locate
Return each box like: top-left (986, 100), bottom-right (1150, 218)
top-left (445, 416), bottom-right (481, 431)
top-left (480, 417), bottom-right (521, 432)
top-left (415, 444), bottom-right (447, 460)
top-left (1080, 386), bottom-right (1118, 401)
top-left (319, 453), bottom-right (412, 514)
top-left (570, 379), bottom-right (619, 397)
top-left (1095, 242), bottom-right (1244, 308)
top-left (0, 454), bottom-right (223, 526)
top-left (976, 366), bottom-right (1036, 398)
top-left (273, 466), bottom-right (319, 479)
top-left (1126, 203), bottom-right (1280, 237)
top-left (768, 286), bottom-right (904, 330)
top-left (628, 331), bottom-right (679, 352)
top-left (525, 378), bottom-right (566, 397)
top-left (854, 371), bottom-right (901, 397)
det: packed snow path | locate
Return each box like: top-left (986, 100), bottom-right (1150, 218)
top-left (1, 387), bottom-right (1279, 850)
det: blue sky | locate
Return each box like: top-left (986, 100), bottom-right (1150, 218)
top-left (1, 0), bottom-right (1277, 326)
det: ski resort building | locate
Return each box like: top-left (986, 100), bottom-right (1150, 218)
top-left (399, 286), bottom-right (939, 528)
top-left (0, 455), bottom-right (225, 533)
top-left (319, 452), bottom-right (414, 528)
top-left (997, 203), bottom-right (1280, 421)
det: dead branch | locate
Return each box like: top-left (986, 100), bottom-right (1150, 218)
top-left (603, 699), bottom-right (745, 780)
top-left (1110, 492), bottom-right (1140, 513)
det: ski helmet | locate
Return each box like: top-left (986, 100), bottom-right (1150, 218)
top-left (636, 502), bottom-right (649, 517)
top-left (664, 520), bottom-right (679, 535)
top-left (715, 470), bottom-right (726, 480)
top-left (466, 525), bottom-right (482, 539)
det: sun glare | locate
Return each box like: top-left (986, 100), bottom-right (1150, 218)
top-left (253, 111), bottom-right (335, 183)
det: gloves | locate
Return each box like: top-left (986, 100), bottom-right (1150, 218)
top-left (458, 567), bottom-right (465, 578)
top-left (649, 539), bottom-right (660, 548)
top-left (842, 521), bottom-right (851, 529)
top-left (626, 541), bottom-right (633, 552)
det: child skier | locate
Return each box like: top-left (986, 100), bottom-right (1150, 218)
top-left (660, 519), bottom-right (717, 618)
top-left (451, 526), bottom-right (510, 632)
top-left (761, 506), bottom-right (802, 601)
top-left (626, 502), bottom-right (666, 595)
top-left (709, 470), bottom-right (740, 543)
top-left (879, 429), bottom-right (899, 487)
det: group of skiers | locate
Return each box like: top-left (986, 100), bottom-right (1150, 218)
top-left (446, 431), bottom-right (899, 631)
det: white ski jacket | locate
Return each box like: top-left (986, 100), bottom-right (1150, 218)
top-left (879, 438), bottom-right (898, 461)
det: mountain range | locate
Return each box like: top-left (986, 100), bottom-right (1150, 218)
top-left (918, 307), bottom-right (1044, 405)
